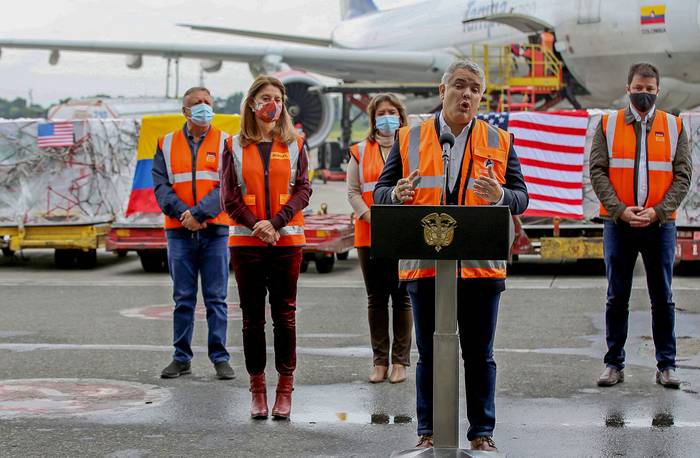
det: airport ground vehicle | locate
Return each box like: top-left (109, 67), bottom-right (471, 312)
top-left (1, 223), bottom-right (110, 268)
top-left (300, 212), bottom-right (354, 273)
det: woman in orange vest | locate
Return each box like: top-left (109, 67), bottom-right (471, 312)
top-left (347, 93), bottom-right (413, 384)
top-left (220, 75), bottom-right (311, 420)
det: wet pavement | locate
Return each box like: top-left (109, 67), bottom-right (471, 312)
top-left (1, 183), bottom-right (699, 457)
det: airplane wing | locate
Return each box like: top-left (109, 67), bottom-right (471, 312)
top-left (462, 13), bottom-right (553, 34)
top-left (177, 24), bottom-right (333, 47)
top-left (0, 38), bottom-right (450, 81)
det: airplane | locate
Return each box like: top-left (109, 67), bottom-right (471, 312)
top-left (1, 0), bottom-right (700, 148)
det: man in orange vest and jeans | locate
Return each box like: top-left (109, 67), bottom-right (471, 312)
top-left (374, 60), bottom-right (529, 452)
top-left (591, 62), bottom-right (692, 388)
top-left (152, 87), bottom-right (235, 380)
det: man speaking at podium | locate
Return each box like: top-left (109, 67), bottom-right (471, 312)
top-left (374, 60), bottom-right (528, 451)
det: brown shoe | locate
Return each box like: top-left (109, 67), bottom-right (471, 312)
top-left (388, 364), bottom-right (407, 384)
top-left (597, 367), bottom-right (624, 386)
top-left (271, 374), bottom-right (293, 419)
top-left (369, 365), bottom-right (388, 383)
top-left (470, 436), bottom-right (498, 452)
top-left (656, 368), bottom-right (680, 388)
top-left (415, 435), bottom-right (433, 448)
top-left (249, 373), bottom-right (268, 419)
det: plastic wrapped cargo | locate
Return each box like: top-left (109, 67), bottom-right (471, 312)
top-left (678, 112), bottom-right (700, 227)
top-left (0, 118), bottom-right (139, 227)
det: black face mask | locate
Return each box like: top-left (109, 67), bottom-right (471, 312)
top-left (629, 92), bottom-right (657, 112)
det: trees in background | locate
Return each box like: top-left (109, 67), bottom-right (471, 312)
top-left (0, 97), bottom-right (46, 119)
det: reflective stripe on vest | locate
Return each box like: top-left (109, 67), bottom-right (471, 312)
top-left (397, 117), bottom-right (509, 280)
top-left (162, 132), bottom-right (175, 184)
top-left (162, 131), bottom-right (229, 186)
top-left (160, 128), bottom-right (231, 229)
top-left (357, 141), bottom-right (379, 193)
top-left (350, 140), bottom-right (386, 247)
top-left (601, 108), bottom-right (678, 218)
top-left (228, 135), bottom-right (306, 247)
top-left (407, 125), bottom-right (442, 190)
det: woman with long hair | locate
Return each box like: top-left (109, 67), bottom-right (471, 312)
top-left (347, 93), bottom-right (413, 384)
top-left (220, 75), bottom-right (311, 419)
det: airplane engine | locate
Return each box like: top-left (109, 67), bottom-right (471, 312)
top-left (274, 72), bottom-right (335, 149)
top-left (126, 54), bottom-right (143, 69)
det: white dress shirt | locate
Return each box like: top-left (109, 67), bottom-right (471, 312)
top-left (439, 112), bottom-right (472, 193)
top-left (439, 113), bottom-right (504, 204)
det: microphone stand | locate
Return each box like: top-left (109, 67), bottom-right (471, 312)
top-left (441, 144), bottom-right (450, 206)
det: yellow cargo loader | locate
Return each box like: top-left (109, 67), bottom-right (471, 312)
top-left (1, 223), bottom-right (110, 268)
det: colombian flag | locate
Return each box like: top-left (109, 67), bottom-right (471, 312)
top-left (641, 5), bottom-right (666, 25)
top-left (125, 114), bottom-right (241, 216)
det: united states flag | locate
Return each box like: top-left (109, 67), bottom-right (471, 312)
top-left (479, 110), bottom-right (589, 219)
top-left (37, 122), bottom-right (74, 148)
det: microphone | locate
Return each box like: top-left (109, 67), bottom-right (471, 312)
top-left (438, 132), bottom-right (455, 205)
top-left (439, 132), bottom-right (455, 161)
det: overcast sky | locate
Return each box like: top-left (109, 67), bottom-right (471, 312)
top-left (0, 0), bottom-right (413, 106)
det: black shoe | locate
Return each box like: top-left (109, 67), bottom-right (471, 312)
top-left (214, 361), bottom-right (235, 380)
top-left (161, 360), bottom-right (191, 378)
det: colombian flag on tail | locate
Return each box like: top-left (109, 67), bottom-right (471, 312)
top-left (125, 114), bottom-right (241, 216)
top-left (641, 5), bottom-right (666, 25)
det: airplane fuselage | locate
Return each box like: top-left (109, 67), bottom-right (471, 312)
top-left (329, 0), bottom-right (700, 108)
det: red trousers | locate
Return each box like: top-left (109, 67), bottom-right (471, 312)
top-left (230, 246), bottom-right (302, 376)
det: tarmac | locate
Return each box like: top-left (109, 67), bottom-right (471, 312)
top-left (0, 181), bottom-right (699, 457)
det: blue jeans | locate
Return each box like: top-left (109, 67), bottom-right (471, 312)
top-left (167, 231), bottom-right (230, 364)
top-left (406, 278), bottom-right (500, 441)
top-left (603, 220), bottom-right (677, 371)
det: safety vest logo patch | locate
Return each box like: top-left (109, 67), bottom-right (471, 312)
top-left (206, 152), bottom-right (217, 162)
top-left (271, 151), bottom-right (290, 160)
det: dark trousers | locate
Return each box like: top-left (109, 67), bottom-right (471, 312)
top-left (230, 246), bottom-right (302, 376)
top-left (357, 247), bottom-right (413, 367)
top-left (406, 278), bottom-right (500, 441)
top-left (166, 232), bottom-right (230, 364)
top-left (603, 220), bottom-right (677, 371)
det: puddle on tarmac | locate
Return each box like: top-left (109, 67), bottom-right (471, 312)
top-left (603, 412), bottom-right (700, 429)
top-left (294, 410), bottom-right (413, 425)
top-left (0, 378), bottom-right (169, 418)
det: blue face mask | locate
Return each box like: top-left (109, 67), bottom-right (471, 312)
top-left (189, 103), bottom-right (214, 126)
top-left (375, 114), bottom-right (400, 135)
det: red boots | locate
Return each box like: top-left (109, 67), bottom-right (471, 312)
top-left (249, 373), bottom-right (268, 419)
top-left (271, 374), bottom-right (294, 419)
top-left (250, 373), bottom-right (294, 419)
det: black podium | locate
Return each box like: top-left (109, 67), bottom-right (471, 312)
top-left (372, 204), bottom-right (511, 457)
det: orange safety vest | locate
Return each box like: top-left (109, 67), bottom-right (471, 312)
top-left (159, 126), bottom-right (232, 229)
top-left (227, 135), bottom-right (306, 247)
top-left (601, 108), bottom-right (681, 219)
top-left (349, 140), bottom-right (385, 247)
top-left (396, 116), bottom-right (511, 280)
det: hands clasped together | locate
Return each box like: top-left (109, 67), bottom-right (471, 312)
top-left (619, 206), bottom-right (659, 227)
top-left (251, 219), bottom-right (280, 244)
top-left (180, 210), bottom-right (207, 231)
top-left (181, 210), bottom-right (280, 244)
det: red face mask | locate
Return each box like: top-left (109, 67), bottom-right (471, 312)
top-left (254, 100), bottom-right (282, 123)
